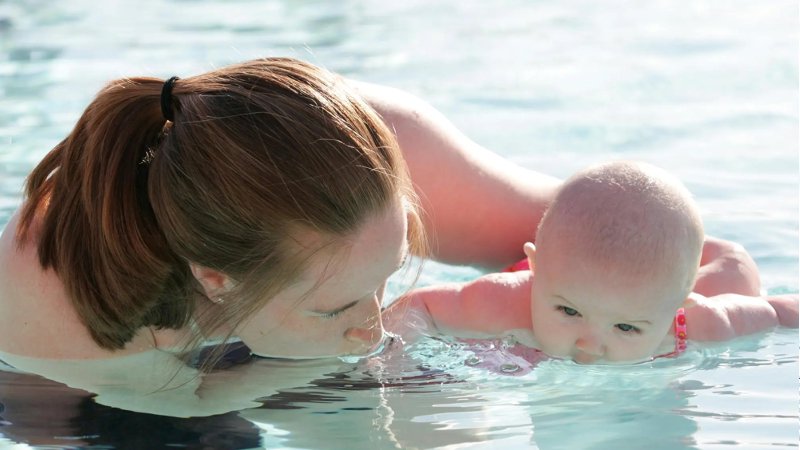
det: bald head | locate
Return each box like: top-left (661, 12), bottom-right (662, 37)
top-left (536, 161), bottom-right (704, 298)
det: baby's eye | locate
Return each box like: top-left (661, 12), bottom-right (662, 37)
top-left (615, 323), bottom-right (640, 333)
top-left (557, 305), bottom-right (579, 317)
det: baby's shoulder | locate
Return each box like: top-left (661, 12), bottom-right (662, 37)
top-left (468, 270), bottom-right (532, 300)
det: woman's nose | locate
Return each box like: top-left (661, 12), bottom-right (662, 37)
top-left (344, 298), bottom-right (384, 348)
top-left (345, 326), bottom-right (380, 344)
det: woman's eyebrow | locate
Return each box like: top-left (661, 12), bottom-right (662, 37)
top-left (310, 300), bottom-right (359, 316)
top-left (310, 240), bottom-right (409, 316)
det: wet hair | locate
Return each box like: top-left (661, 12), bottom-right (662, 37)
top-left (17, 57), bottom-right (425, 351)
top-left (535, 161), bottom-right (704, 301)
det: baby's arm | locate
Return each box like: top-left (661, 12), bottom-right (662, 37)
top-left (383, 271), bottom-right (533, 338)
top-left (765, 294), bottom-right (799, 327)
top-left (685, 292), bottom-right (799, 341)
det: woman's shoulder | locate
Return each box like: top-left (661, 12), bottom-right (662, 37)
top-left (0, 209), bottom-right (130, 359)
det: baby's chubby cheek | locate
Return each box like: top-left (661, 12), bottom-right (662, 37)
top-left (527, 323), bottom-right (565, 357)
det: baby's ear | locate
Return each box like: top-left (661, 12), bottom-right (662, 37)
top-left (523, 242), bottom-right (537, 270)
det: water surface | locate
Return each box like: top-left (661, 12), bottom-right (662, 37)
top-left (0, 0), bottom-right (797, 448)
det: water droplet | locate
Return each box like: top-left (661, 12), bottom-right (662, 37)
top-left (500, 363), bottom-right (520, 373)
top-left (465, 356), bottom-right (482, 366)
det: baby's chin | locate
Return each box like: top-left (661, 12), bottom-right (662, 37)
top-left (542, 349), bottom-right (659, 366)
top-left (573, 355), bottom-right (656, 366)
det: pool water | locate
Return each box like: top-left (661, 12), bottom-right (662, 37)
top-left (0, 0), bottom-right (797, 449)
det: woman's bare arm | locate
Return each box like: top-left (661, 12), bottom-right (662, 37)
top-left (353, 80), bottom-right (560, 270)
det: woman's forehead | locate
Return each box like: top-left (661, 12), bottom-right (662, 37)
top-left (290, 200), bottom-right (409, 299)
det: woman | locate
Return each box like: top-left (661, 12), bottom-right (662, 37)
top-left (0, 57), bottom-right (753, 416)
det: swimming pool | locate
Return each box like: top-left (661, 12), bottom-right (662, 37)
top-left (0, 0), bottom-right (797, 448)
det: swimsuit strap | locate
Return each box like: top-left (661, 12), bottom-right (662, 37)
top-left (652, 307), bottom-right (688, 359)
top-left (504, 258), bottom-right (530, 272)
top-left (673, 307), bottom-right (687, 354)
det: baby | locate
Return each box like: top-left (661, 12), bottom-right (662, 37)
top-left (386, 161), bottom-right (798, 364)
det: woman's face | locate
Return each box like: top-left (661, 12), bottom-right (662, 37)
top-left (236, 199), bottom-right (409, 359)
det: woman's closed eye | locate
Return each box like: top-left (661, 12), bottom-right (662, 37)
top-left (314, 300), bottom-right (359, 319)
top-left (556, 305), bottom-right (580, 317)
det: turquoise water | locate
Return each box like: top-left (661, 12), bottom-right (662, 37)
top-left (0, 0), bottom-right (797, 448)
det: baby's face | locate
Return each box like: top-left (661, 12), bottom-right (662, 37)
top-left (529, 247), bottom-right (683, 364)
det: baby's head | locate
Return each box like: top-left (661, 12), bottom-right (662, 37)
top-left (526, 161), bottom-right (704, 363)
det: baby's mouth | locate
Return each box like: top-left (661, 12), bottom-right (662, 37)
top-left (570, 351), bottom-right (605, 365)
top-left (572, 355), bottom-right (598, 365)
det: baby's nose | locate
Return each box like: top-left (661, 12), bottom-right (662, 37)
top-left (575, 331), bottom-right (604, 357)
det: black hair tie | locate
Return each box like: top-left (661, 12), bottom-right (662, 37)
top-left (160, 76), bottom-right (180, 122)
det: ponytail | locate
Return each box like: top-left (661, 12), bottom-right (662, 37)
top-left (18, 78), bottom-right (191, 349)
top-left (17, 57), bottom-right (427, 353)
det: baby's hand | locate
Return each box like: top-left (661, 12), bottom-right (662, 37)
top-left (765, 294), bottom-right (799, 328)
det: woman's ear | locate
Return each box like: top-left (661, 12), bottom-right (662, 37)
top-left (523, 242), bottom-right (537, 270)
top-left (189, 263), bottom-right (234, 298)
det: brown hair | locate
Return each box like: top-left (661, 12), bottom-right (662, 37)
top-left (17, 57), bottom-right (425, 350)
